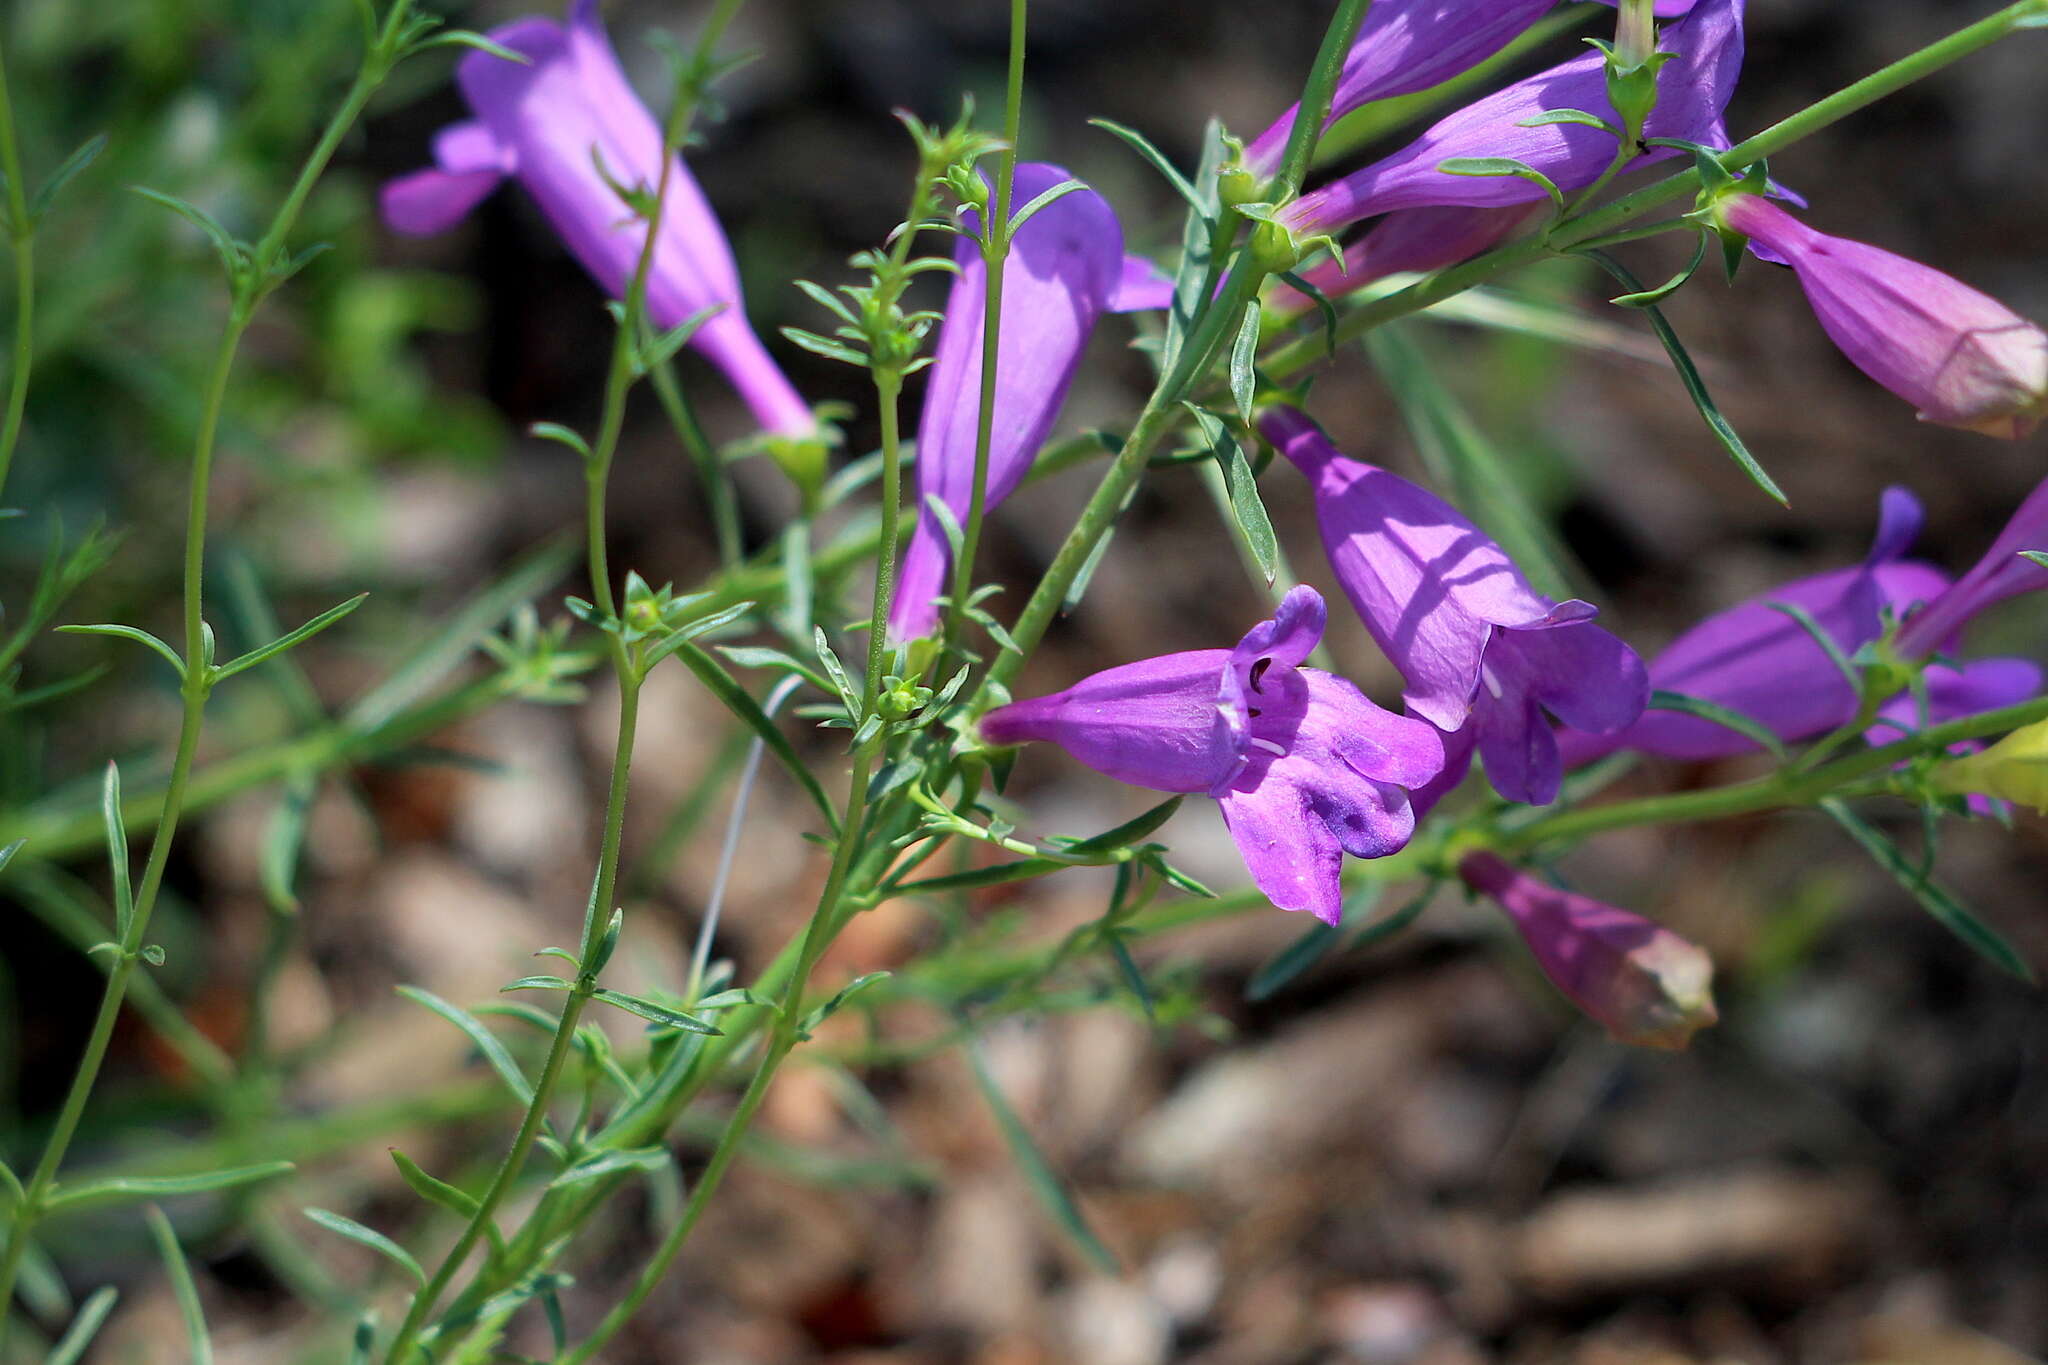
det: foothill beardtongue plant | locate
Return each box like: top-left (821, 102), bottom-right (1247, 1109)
top-left (887, 161), bottom-right (1163, 642)
top-left (1258, 407), bottom-right (1649, 807)
top-left (380, 0), bottom-right (817, 440)
top-left (1278, 0), bottom-right (1745, 238)
top-left (979, 586), bottom-right (1444, 925)
top-left (1712, 192), bottom-right (2048, 438)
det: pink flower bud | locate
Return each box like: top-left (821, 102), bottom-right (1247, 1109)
top-left (1721, 195), bottom-right (2048, 439)
top-left (1459, 853), bottom-right (1718, 1050)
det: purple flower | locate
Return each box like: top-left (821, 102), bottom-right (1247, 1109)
top-left (1269, 203), bottom-right (1543, 319)
top-left (1280, 0), bottom-right (1745, 238)
top-left (1895, 477), bottom-right (2048, 656)
top-left (1459, 853), bottom-right (1718, 1050)
top-left (980, 586), bottom-right (1444, 925)
top-left (1261, 407), bottom-right (1647, 806)
top-left (1720, 195), bottom-right (2048, 439)
top-left (1243, 1), bottom-right (1697, 182)
top-left (1558, 484), bottom-right (2047, 767)
top-left (381, 1), bottom-right (814, 439)
top-left (887, 162), bottom-right (1161, 642)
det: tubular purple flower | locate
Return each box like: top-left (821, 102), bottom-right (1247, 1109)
top-left (1260, 407), bottom-right (1647, 806)
top-left (886, 163), bottom-right (1159, 643)
top-left (1459, 853), bottom-right (1718, 1050)
top-left (1242, 1), bottom-right (1698, 182)
top-left (1894, 477), bottom-right (2048, 657)
top-left (380, 0), bottom-right (815, 439)
top-left (1720, 195), bottom-right (2048, 439)
top-left (1560, 484), bottom-right (2048, 768)
top-left (980, 587), bottom-right (1444, 925)
top-left (1279, 0), bottom-right (1745, 239)
top-left (1267, 204), bottom-right (1543, 320)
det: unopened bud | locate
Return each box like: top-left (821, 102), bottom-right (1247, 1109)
top-left (1931, 717), bottom-right (2048, 813)
top-left (1248, 218), bottom-right (1306, 276)
top-left (1460, 853), bottom-right (1718, 1050)
top-left (1218, 165), bottom-right (1265, 211)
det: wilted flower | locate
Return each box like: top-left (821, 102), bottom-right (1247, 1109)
top-left (381, 0), bottom-right (815, 438)
top-left (887, 162), bottom-right (1163, 642)
top-left (980, 586), bottom-right (1444, 925)
top-left (1717, 194), bottom-right (2048, 439)
top-left (1460, 852), bottom-right (1718, 1049)
top-left (1280, 0), bottom-right (1745, 238)
top-left (1261, 407), bottom-right (1647, 806)
top-left (1559, 484), bottom-right (2046, 765)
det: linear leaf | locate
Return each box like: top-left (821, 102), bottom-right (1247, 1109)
top-left (1582, 250), bottom-right (1788, 507)
top-left (1228, 300), bottom-right (1261, 423)
top-left (1086, 118), bottom-right (1205, 214)
top-left (1246, 920), bottom-right (1342, 1002)
top-left (1820, 799), bottom-right (2034, 982)
top-left (1646, 689), bottom-right (1789, 760)
top-left (101, 764), bottom-right (133, 940)
top-left (397, 986), bottom-right (535, 1105)
top-left (304, 1208), bottom-right (427, 1285)
top-left (546, 1146), bottom-right (670, 1191)
top-left (390, 1149), bottom-right (480, 1219)
top-left (667, 639), bottom-right (840, 833)
top-left (213, 593), bottom-right (367, 681)
top-left (45, 1161), bottom-right (295, 1214)
top-left (965, 1038), bottom-right (1118, 1274)
top-left (46, 1286), bottom-right (120, 1365)
top-left (145, 1206), bottom-right (214, 1365)
top-left (56, 623), bottom-right (184, 676)
top-left (1187, 405), bottom-right (1278, 585)
top-left (591, 987), bottom-right (721, 1035)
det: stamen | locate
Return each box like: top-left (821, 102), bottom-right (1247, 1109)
top-left (1251, 737), bottom-right (1287, 757)
top-left (1481, 663), bottom-right (1504, 700)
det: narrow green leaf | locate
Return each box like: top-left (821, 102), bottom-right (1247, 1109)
top-left (782, 522), bottom-right (814, 640)
top-left (799, 971), bottom-right (890, 1037)
top-left (1086, 118), bottom-right (1206, 214)
top-left (1104, 932), bottom-right (1155, 1020)
top-left (1187, 406), bottom-right (1278, 584)
top-left (29, 133), bottom-right (109, 224)
top-left (411, 28), bottom-right (532, 63)
top-left (812, 626), bottom-right (858, 711)
top-left (1228, 301), bottom-right (1262, 423)
top-left (669, 639), bottom-right (841, 833)
top-left (1004, 179), bottom-right (1088, 238)
top-left (46, 1287), bottom-right (120, 1365)
top-left (1821, 799), bottom-right (2034, 982)
top-left (639, 303), bottom-right (724, 374)
top-left (346, 537), bottom-right (575, 735)
top-left (397, 985), bottom-right (536, 1105)
top-left (1609, 231), bottom-right (1710, 308)
top-left (44, 1161), bottom-right (296, 1214)
top-left (56, 623), bottom-right (185, 676)
top-left (390, 1150), bottom-right (480, 1219)
top-left (1437, 156), bottom-right (1563, 209)
top-left (1163, 118), bottom-right (1227, 377)
top-left (1352, 882), bottom-right (1436, 949)
top-left (964, 1038), bottom-right (1118, 1273)
top-left (130, 185), bottom-right (245, 281)
top-left (1646, 689), bottom-right (1789, 760)
top-left (591, 987), bottom-right (722, 1035)
top-left (501, 975), bottom-right (575, 993)
top-left (1067, 796), bottom-right (1185, 855)
top-left (1581, 250), bottom-right (1788, 507)
top-left (547, 1146), bottom-right (670, 1191)
top-left (1246, 920), bottom-right (1342, 1002)
top-left (213, 594), bottom-right (367, 681)
top-left (145, 1205), bottom-right (214, 1365)
top-left (529, 422), bottom-right (592, 460)
top-left (1764, 600), bottom-right (1861, 694)
top-left (304, 1208), bottom-right (427, 1285)
top-left (260, 775), bottom-right (317, 914)
top-left (2021, 551), bottom-right (2048, 569)
top-left (1517, 108), bottom-right (1621, 133)
top-left (717, 645), bottom-right (831, 692)
top-left (101, 764), bottom-right (133, 941)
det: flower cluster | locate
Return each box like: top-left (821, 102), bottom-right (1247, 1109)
top-left (382, 1), bottom-right (2048, 1045)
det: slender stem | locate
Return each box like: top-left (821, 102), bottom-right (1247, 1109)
top-left (1271, 0), bottom-right (1372, 201)
top-left (942, 0), bottom-right (1028, 656)
top-left (0, 38), bottom-right (33, 500)
top-left (1500, 695), bottom-right (2048, 853)
top-left (0, 310), bottom-right (241, 1347)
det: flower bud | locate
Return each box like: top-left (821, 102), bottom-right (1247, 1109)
top-left (1459, 853), bottom-right (1718, 1050)
top-left (1218, 164), bottom-right (1265, 212)
top-left (1718, 193), bottom-right (2048, 439)
top-left (1249, 218), bottom-right (1307, 276)
top-left (1930, 717), bottom-right (2048, 813)
top-left (1614, 0), bottom-right (1658, 70)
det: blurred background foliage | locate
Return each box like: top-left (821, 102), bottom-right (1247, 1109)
top-left (3, 1), bottom-right (2047, 1361)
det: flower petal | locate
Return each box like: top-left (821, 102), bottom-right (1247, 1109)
top-left (381, 166), bottom-right (504, 236)
top-left (979, 649), bottom-right (1240, 794)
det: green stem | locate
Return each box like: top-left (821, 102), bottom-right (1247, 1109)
top-left (0, 37), bottom-right (32, 501)
top-left (1500, 695), bottom-right (2048, 854)
top-left (864, 374), bottom-right (905, 702)
top-left (1263, 0), bottom-right (2048, 378)
top-left (0, 309), bottom-right (241, 1346)
top-left (942, 0), bottom-right (1029, 657)
top-left (1270, 0), bottom-right (1373, 200)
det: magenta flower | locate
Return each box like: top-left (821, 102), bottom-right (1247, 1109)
top-left (1718, 195), bottom-right (2048, 439)
top-left (1261, 407), bottom-right (1647, 806)
top-left (980, 587), bottom-right (1444, 925)
top-left (1460, 853), bottom-right (1718, 1050)
top-left (1557, 484), bottom-right (2046, 766)
top-left (1268, 204), bottom-right (1542, 319)
top-left (381, 1), bottom-right (814, 439)
top-left (887, 162), bottom-right (1162, 642)
top-left (1280, 0), bottom-right (1745, 238)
